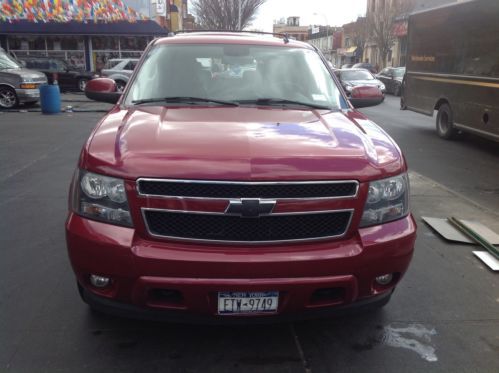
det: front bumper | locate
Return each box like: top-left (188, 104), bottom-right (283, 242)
top-left (16, 88), bottom-right (40, 103)
top-left (66, 213), bottom-right (416, 322)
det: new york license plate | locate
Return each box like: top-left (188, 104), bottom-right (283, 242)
top-left (218, 291), bottom-right (279, 314)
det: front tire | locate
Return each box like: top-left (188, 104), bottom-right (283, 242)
top-left (0, 86), bottom-right (18, 109)
top-left (115, 80), bottom-right (127, 93)
top-left (436, 103), bottom-right (456, 139)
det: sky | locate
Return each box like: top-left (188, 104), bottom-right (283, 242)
top-left (250, 0), bottom-right (368, 31)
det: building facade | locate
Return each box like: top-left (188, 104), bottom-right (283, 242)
top-left (308, 26), bottom-right (342, 64)
top-left (0, 1), bottom-right (168, 72)
top-left (273, 17), bottom-right (309, 42)
top-left (364, 0), bottom-right (460, 68)
top-left (0, 20), bottom-right (167, 72)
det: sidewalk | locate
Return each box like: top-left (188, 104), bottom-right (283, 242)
top-left (410, 171), bottom-right (499, 232)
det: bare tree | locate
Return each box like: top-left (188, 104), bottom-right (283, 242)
top-left (351, 17), bottom-right (368, 62)
top-left (191, 0), bottom-right (267, 31)
top-left (367, 0), bottom-right (415, 68)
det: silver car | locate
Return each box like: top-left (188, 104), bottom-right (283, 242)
top-left (0, 48), bottom-right (47, 109)
top-left (101, 58), bottom-right (138, 92)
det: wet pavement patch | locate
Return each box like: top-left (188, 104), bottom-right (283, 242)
top-left (381, 323), bottom-right (438, 362)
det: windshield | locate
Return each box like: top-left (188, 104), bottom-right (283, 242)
top-left (0, 51), bottom-right (21, 70)
top-left (393, 68), bottom-right (405, 78)
top-left (125, 44), bottom-right (342, 109)
top-left (340, 70), bottom-right (374, 81)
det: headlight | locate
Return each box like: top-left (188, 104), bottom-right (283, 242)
top-left (360, 173), bottom-right (409, 227)
top-left (379, 84), bottom-right (385, 90)
top-left (22, 78), bottom-right (34, 83)
top-left (72, 170), bottom-right (133, 227)
top-left (20, 83), bottom-right (37, 89)
top-left (92, 74), bottom-right (100, 78)
top-left (345, 85), bottom-right (354, 92)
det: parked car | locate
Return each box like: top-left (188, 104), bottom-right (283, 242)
top-left (100, 58), bottom-right (138, 92)
top-left (69, 32), bottom-right (416, 322)
top-left (335, 68), bottom-right (386, 96)
top-left (352, 62), bottom-right (377, 74)
top-left (341, 63), bottom-right (353, 69)
top-left (377, 67), bottom-right (405, 96)
top-left (19, 56), bottom-right (97, 92)
top-left (0, 48), bottom-right (47, 109)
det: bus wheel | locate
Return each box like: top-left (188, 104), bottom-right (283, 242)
top-left (436, 103), bottom-right (456, 139)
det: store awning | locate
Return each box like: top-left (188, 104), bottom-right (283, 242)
top-left (0, 20), bottom-right (168, 36)
top-left (338, 46), bottom-right (357, 57)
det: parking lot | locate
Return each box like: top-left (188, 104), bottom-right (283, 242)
top-left (1, 95), bottom-right (498, 372)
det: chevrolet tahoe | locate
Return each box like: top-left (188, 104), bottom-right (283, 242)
top-left (66, 32), bottom-right (416, 322)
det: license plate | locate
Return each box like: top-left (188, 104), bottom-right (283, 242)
top-left (218, 291), bottom-right (278, 314)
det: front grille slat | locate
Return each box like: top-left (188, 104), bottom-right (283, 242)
top-left (144, 210), bottom-right (352, 243)
top-left (138, 179), bottom-right (358, 199)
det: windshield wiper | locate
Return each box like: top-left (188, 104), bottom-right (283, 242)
top-left (132, 96), bottom-right (239, 106)
top-left (238, 98), bottom-right (331, 110)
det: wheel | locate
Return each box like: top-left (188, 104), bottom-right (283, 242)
top-left (115, 80), bottom-right (127, 93)
top-left (0, 86), bottom-right (18, 109)
top-left (394, 85), bottom-right (401, 96)
top-left (436, 103), bottom-right (456, 139)
top-left (78, 78), bottom-right (88, 92)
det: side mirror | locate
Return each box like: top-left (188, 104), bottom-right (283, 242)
top-left (85, 78), bottom-right (121, 104)
top-left (349, 86), bottom-right (384, 108)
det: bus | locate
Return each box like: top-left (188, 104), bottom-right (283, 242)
top-left (401, 0), bottom-right (499, 142)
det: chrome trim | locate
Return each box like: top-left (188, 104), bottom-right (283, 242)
top-left (140, 207), bottom-right (354, 245)
top-left (453, 122), bottom-right (499, 141)
top-left (407, 71), bottom-right (499, 83)
top-left (136, 178), bottom-right (360, 201)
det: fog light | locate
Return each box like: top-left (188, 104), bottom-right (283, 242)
top-left (90, 274), bottom-right (111, 288)
top-left (375, 274), bottom-right (393, 285)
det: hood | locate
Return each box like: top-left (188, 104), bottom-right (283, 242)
top-left (83, 106), bottom-right (404, 182)
top-left (2, 68), bottom-right (47, 80)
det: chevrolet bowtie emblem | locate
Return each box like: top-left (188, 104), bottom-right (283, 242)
top-left (225, 199), bottom-right (276, 218)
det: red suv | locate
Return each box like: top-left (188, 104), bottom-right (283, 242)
top-left (66, 32), bottom-right (416, 322)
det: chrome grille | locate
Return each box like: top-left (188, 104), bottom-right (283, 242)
top-left (137, 179), bottom-right (359, 199)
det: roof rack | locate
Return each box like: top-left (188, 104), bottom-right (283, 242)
top-left (173, 29), bottom-right (291, 44)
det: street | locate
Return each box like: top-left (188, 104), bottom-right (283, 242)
top-left (1, 95), bottom-right (498, 372)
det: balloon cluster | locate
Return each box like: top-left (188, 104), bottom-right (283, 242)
top-left (0, 0), bottom-right (145, 23)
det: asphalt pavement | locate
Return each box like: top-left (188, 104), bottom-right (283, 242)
top-left (1, 96), bottom-right (498, 372)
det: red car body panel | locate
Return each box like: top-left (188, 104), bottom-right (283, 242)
top-left (82, 107), bottom-right (403, 181)
top-left (67, 213), bottom-right (415, 317)
top-left (66, 34), bottom-right (416, 321)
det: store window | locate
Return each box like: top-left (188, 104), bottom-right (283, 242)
top-left (92, 36), bottom-right (119, 51)
top-left (120, 36), bottom-right (148, 51)
top-left (7, 36), bottom-right (45, 51)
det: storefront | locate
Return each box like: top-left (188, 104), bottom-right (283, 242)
top-left (0, 20), bottom-right (168, 72)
